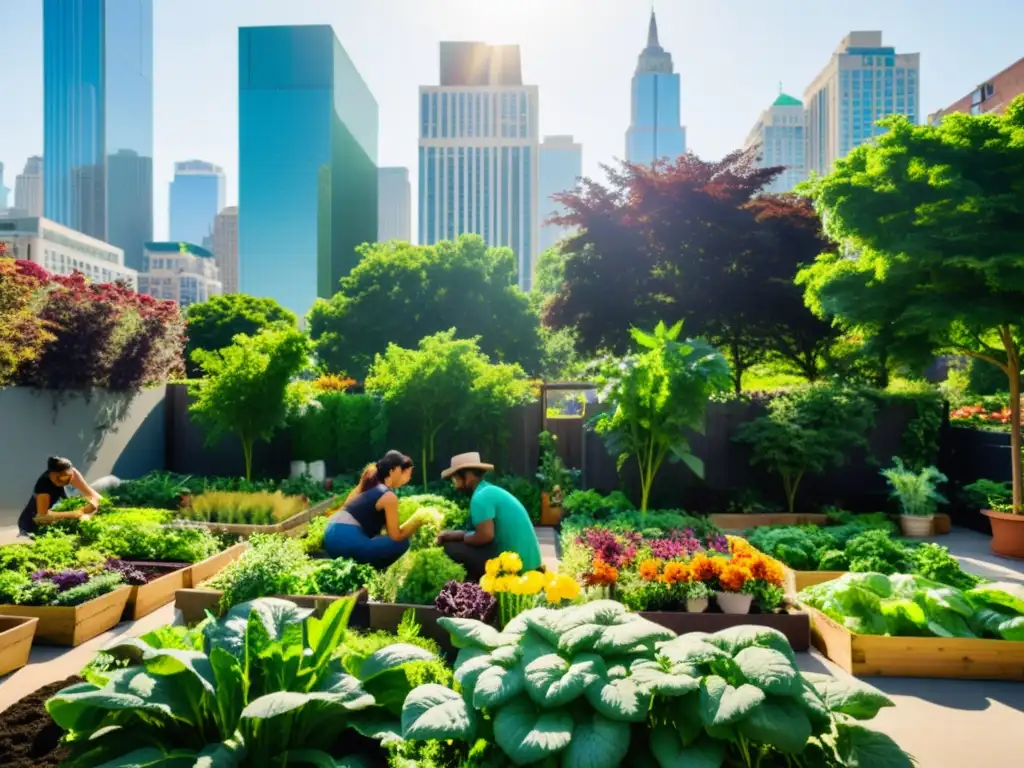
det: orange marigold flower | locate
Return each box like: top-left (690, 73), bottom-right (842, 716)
top-left (749, 556), bottom-right (785, 586)
top-left (585, 558), bottom-right (619, 586)
top-left (662, 561), bottom-right (692, 585)
top-left (719, 562), bottom-right (752, 593)
top-left (638, 559), bottom-right (662, 582)
top-left (689, 553), bottom-right (722, 584)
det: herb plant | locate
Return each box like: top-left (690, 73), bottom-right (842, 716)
top-left (881, 458), bottom-right (947, 517)
top-left (369, 548), bottom-right (467, 605)
top-left (78, 508), bottom-right (222, 563)
top-left (435, 581), bottom-right (497, 622)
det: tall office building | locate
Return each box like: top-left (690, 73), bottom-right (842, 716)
top-left (43, 0), bottom-right (154, 271)
top-left (15, 156), bottom-right (44, 217)
top-left (212, 206), bottom-right (239, 294)
top-left (626, 11), bottom-right (687, 165)
top-left (139, 242), bottom-right (222, 309)
top-left (538, 135), bottom-right (582, 254)
top-left (378, 167), bottom-right (411, 243)
top-left (418, 41), bottom-right (540, 290)
top-left (804, 31), bottom-right (919, 176)
top-left (239, 25), bottom-right (378, 317)
top-left (0, 163), bottom-right (9, 211)
top-left (744, 91), bottom-right (807, 193)
top-left (169, 160), bottom-right (226, 246)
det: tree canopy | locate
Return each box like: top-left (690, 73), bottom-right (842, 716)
top-left (801, 96), bottom-right (1024, 509)
top-left (185, 294), bottom-right (297, 378)
top-left (309, 235), bottom-right (542, 379)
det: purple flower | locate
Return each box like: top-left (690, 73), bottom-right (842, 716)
top-left (435, 581), bottom-right (497, 622)
top-left (32, 569), bottom-right (89, 592)
top-left (579, 528), bottom-right (641, 568)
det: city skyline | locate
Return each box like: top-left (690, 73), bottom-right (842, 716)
top-left (3, 0), bottom-right (1024, 243)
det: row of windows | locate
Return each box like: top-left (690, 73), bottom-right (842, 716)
top-left (41, 250), bottom-right (135, 287)
top-left (420, 91), bottom-right (532, 140)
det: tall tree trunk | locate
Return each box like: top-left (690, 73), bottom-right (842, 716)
top-left (1007, 346), bottom-right (1022, 512)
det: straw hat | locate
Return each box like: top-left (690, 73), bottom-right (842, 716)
top-left (440, 452), bottom-right (495, 479)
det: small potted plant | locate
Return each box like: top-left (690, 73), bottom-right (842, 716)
top-left (881, 457), bottom-right (948, 538)
top-left (536, 431), bottom-right (578, 527)
top-left (966, 479), bottom-right (1024, 558)
top-left (683, 579), bottom-right (713, 613)
top-left (714, 559), bottom-right (754, 614)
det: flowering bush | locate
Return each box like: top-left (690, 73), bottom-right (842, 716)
top-left (480, 551), bottom-right (580, 626)
top-left (950, 401), bottom-right (1023, 429)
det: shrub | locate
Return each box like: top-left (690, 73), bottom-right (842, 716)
top-left (290, 392), bottom-right (387, 471)
top-left (369, 548), bottom-right (467, 606)
top-left (181, 490), bottom-right (306, 526)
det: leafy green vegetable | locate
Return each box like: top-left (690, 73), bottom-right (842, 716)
top-left (369, 548), bottom-right (467, 606)
top-left (78, 508), bottom-right (222, 563)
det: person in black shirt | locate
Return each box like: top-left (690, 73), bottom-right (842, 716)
top-left (18, 456), bottom-right (104, 536)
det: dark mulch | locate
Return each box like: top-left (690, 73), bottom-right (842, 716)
top-left (124, 562), bottom-right (189, 583)
top-left (0, 676), bottom-right (79, 768)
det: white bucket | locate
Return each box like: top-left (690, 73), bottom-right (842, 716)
top-left (290, 460), bottom-right (308, 479)
top-left (307, 460), bottom-right (326, 483)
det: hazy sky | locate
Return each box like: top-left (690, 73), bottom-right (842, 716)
top-left (2, 0), bottom-right (1024, 241)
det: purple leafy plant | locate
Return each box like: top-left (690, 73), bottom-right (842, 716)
top-left (105, 559), bottom-right (149, 586)
top-left (435, 580), bottom-right (497, 622)
top-left (32, 569), bottom-right (89, 592)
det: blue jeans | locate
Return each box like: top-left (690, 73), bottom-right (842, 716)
top-left (324, 522), bottom-right (409, 568)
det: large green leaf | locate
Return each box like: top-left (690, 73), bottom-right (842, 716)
top-left (698, 675), bottom-right (765, 727)
top-left (302, 596), bottom-right (356, 684)
top-left (794, 676), bottom-right (832, 731)
top-left (310, 668), bottom-right (376, 711)
top-left (278, 750), bottom-right (344, 768)
top-left (630, 659), bottom-right (700, 696)
top-left (358, 643), bottom-right (436, 680)
top-left (650, 727), bottom-right (725, 768)
top-left (836, 722), bottom-right (916, 768)
top-left (473, 664), bottom-right (525, 709)
top-left (209, 647), bottom-right (245, 737)
top-left (205, 598), bottom-right (312, 657)
top-left (47, 670), bottom-right (194, 733)
top-left (561, 713), bottom-right (631, 768)
top-left (812, 677), bottom-right (894, 720)
top-left (493, 696), bottom-right (574, 765)
top-left (737, 698), bottom-right (812, 754)
top-left (732, 647), bottom-right (801, 696)
top-left (88, 747), bottom-right (198, 768)
top-left (524, 653), bottom-right (604, 707)
top-left (193, 741), bottom-right (246, 768)
top-left (349, 711), bottom-right (403, 744)
top-left (674, 692), bottom-right (703, 747)
top-left (453, 647), bottom-right (496, 695)
top-left (592, 618), bottom-right (676, 655)
top-left (439, 617), bottom-right (511, 650)
top-left (585, 676), bottom-right (652, 723)
top-left (401, 684), bottom-right (477, 741)
top-left (656, 636), bottom-right (728, 666)
top-left (704, 626), bottom-right (796, 663)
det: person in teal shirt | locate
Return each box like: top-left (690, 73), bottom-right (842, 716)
top-left (436, 452), bottom-right (542, 580)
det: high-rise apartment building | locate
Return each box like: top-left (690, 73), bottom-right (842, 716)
top-left (212, 206), bottom-right (239, 294)
top-left (43, 0), bottom-right (154, 271)
top-left (15, 157), bottom-right (44, 218)
top-left (139, 242), bottom-right (222, 309)
top-left (626, 11), bottom-right (686, 165)
top-left (744, 92), bottom-right (807, 193)
top-left (927, 55), bottom-right (1024, 124)
top-left (378, 167), bottom-right (411, 243)
top-left (804, 31), bottom-right (919, 176)
top-left (538, 135), bottom-right (582, 254)
top-left (239, 25), bottom-right (378, 317)
top-left (418, 41), bottom-right (539, 290)
top-left (170, 160), bottom-right (226, 246)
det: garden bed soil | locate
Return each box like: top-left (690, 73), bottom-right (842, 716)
top-left (805, 606), bottom-right (1024, 680)
top-left (0, 616), bottom-right (38, 677)
top-left (175, 586), bottom-right (368, 625)
top-left (709, 513), bottom-right (830, 530)
top-left (188, 495), bottom-right (340, 538)
top-left (0, 586), bottom-right (131, 646)
top-left (187, 542), bottom-right (248, 587)
top-left (786, 569), bottom-right (847, 594)
top-left (0, 676), bottom-right (78, 768)
top-left (122, 562), bottom-right (190, 621)
top-left (639, 606), bottom-right (811, 651)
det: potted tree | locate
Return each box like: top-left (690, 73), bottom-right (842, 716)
top-left (536, 431), bottom-right (578, 526)
top-left (881, 458), bottom-right (948, 537)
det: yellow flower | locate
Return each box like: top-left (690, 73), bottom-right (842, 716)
top-left (494, 575), bottom-right (516, 593)
top-left (518, 570), bottom-right (546, 596)
top-left (480, 574), bottom-right (496, 593)
top-left (485, 558), bottom-right (501, 576)
top-left (499, 552), bottom-right (523, 574)
top-left (544, 574), bottom-right (581, 604)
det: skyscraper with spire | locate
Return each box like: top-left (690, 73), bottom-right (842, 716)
top-left (626, 10), bottom-right (686, 165)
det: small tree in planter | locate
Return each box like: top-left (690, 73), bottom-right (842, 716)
top-left (733, 385), bottom-right (876, 515)
top-left (591, 321), bottom-right (731, 513)
top-left (189, 326), bottom-right (315, 480)
top-left (535, 431), bottom-right (579, 525)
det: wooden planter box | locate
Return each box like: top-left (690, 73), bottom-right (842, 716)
top-left (709, 513), bottom-right (830, 530)
top-left (0, 616), bottom-right (38, 677)
top-left (175, 587), bottom-right (367, 626)
top-left (0, 586), bottom-right (131, 647)
top-left (638, 608), bottom-right (810, 651)
top-left (806, 606), bottom-right (1024, 680)
top-left (123, 563), bottom-right (191, 621)
top-left (188, 496), bottom-right (340, 539)
top-left (786, 569), bottom-right (847, 593)
top-left (187, 542), bottom-right (248, 587)
top-left (365, 603), bottom-right (454, 652)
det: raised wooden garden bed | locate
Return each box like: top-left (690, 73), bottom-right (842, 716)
top-left (189, 495), bottom-right (340, 538)
top-left (175, 586), bottom-right (367, 625)
top-left (0, 616), bottom-right (38, 677)
top-left (187, 542), bottom-right (248, 587)
top-left (709, 513), bottom-right (830, 530)
top-left (0, 586), bottom-right (131, 647)
top-left (785, 569), bottom-right (847, 593)
top-left (639, 607), bottom-right (810, 651)
top-left (123, 563), bottom-right (191, 621)
top-left (806, 606), bottom-right (1024, 680)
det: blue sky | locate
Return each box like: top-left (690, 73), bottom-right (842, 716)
top-left (2, 0), bottom-right (1023, 241)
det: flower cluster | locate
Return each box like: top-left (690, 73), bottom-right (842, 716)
top-left (577, 528), bottom-right (641, 569)
top-left (583, 558), bottom-right (619, 587)
top-left (647, 529), bottom-right (729, 560)
top-left (951, 403), bottom-right (1023, 428)
top-left (480, 552), bottom-right (580, 626)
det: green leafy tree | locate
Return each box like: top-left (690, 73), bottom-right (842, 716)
top-left (734, 385), bottom-right (877, 514)
top-left (532, 246), bottom-right (567, 296)
top-left (0, 258), bottom-right (52, 385)
top-left (591, 321), bottom-right (731, 512)
top-left (309, 235), bottom-right (543, 379)
top-left (365, 329), bottom-right (533, 489)
top-left (184, 294), bottom-right (297, 378)
top-left (189, 326), bottom-right (314, 480)
top-left (800, 97), bottom-right (1024, 510)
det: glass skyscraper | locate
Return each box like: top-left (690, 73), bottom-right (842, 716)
top-left (169, 160), bottom-right (226, 247)
top-left (626, 11), bottom-right (687, 166)
top-left (239, 25), bottom-right (378, 317)
top-left (744, 92), bottom-right (807, 193)
top-left (43, 0), bottom-right (154, 271)
top-left (538, 135), bottom-right (582, 254)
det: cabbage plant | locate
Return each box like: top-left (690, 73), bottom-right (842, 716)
top-left (400, 601), bottom-right (913, 767)
top-left (47, 597), bottom-right (438, 767)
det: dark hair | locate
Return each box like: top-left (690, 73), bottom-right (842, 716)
top-left (47, 456), bottom-right (74, 473)
top-left (358, 450), bottom-right (413, 492)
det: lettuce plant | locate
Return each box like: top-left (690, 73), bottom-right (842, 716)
top-left (47, 597), bottom-right (439, 767)
top-left (400, 601), bottom-right (912, 767)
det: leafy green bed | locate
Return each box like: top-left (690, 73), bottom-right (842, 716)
top-left (0, 531), bottom-right (126, 607)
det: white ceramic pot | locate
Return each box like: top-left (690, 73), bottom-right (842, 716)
top-left (686, 597), bottom-right (709, 613)
top-left (307, 460), bottom-right (327, 483)
top-left (900, 514), bottom-right (934, 538)
top-left (289, 461), bottom-right (308, 479)
top-left (716, 592), bottom-right (753, 615)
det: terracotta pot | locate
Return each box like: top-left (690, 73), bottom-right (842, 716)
top-left (982, 509), bottom-right (1024, 559)
top-left (540, 492), bottom-right (562, 527)
top-left (324, 477), bottom-right (334, 491)
top-left (899, 514), bottom-right (934, 538)
top-left (179, 493), bottom-right (191, 509)
top-left (685, 597), bottom-right (709, 613)
top-left (715, 592), bottom-right (753, 615)
top-left (932, 513), bottom-right (952, 535)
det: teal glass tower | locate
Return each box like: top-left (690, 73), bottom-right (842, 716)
top-left (626, 11), bottom-right (686, 166)
top-left (239, 25), bottom-right (378, 318)
top-left (43, 0), bottom-right (154, 271)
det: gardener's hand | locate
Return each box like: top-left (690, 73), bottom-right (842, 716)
top-left (436, 529), bottom-right (463, 545)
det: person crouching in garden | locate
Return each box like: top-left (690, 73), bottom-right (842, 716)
top-left (323, 450), bottom-right (425, 568)
top-left (18, 456), bottom-right (107, 537)
top-left (436, 452), bottom-right (542, 581)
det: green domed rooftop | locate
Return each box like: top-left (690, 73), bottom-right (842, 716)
top-left (773, 92), bottom-right (802, 107)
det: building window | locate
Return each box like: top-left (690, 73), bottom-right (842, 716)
top-left (971, 82), bottom-right (994, 115)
